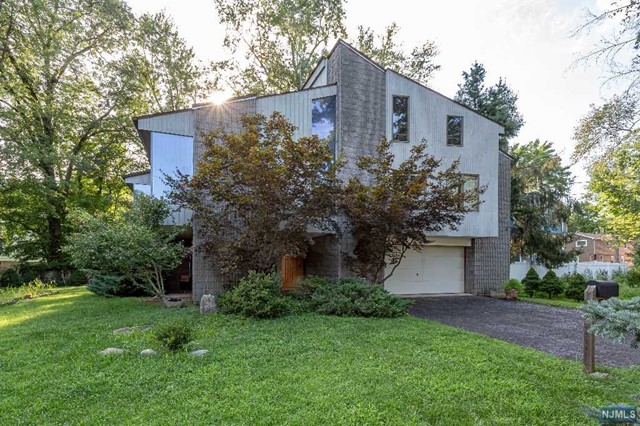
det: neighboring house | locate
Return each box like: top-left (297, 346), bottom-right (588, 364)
top-left (0, 255), bottom-right (20, 273)
top-left (127, 40), bottom-right (511, 301)
top-left (565, 232), bottom-right (634, 267)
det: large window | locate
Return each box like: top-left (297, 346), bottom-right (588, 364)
top-left (312, 96), bottom-right (337, 158)
top-left (392, 96), bottom-right (409, 142)
top-left (447, 115), bottom-right (463, 146)
top-left (459, 174), bottom-right (479, 211)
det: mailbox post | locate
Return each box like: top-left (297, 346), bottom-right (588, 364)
top-left (583, 280), bottom-right (619, 374)
top-left (583, 285), bottom-right (596, 374)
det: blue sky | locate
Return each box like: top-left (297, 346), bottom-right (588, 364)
top-left (127, 0), bottom-right (621, 195)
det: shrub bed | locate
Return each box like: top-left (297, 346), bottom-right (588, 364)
top-left (301, 277), bottom-right (411, 318)
top-left (218, 271), bottom-right (291, 318)
top-left (218, 273), bottom-right (411, 319)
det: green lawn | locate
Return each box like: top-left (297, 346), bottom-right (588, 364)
top-left (1, 287), bottom-right (638, 425)
top-left (519, 296), bottom-right (582, 309)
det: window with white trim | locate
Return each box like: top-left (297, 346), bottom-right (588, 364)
top-left (392, 96), bottom-right (409, 142)
top-left (447, 115), bottom-right (463, 146)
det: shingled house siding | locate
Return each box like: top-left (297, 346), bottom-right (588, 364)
top-left (191, 100), bottom-right (257, 302)
top-left (325, 43), bottom-right (387, 278)
top-left (465, 152), bottom-right (512, 295)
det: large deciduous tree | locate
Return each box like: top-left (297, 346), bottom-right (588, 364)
top-left (130, 11), bottom-right (215, 112)
top-left (353, 23), bottom-right (440, 85)
top-left (567, 200), bottom-right (603, 234)
top-left (0, 1), bottom-right (210, 265)
top-left (0, 0), bottom-right (138, 264)
top-left (212, 0), bottom-right (347, 95)
top-left (167, 113), bottom-right (342, 280)
top-left (572, 2), bottom-right (640, 243)
top-left (340, 139), bottom-right (479, 284)
top-left (588, 140), bottom-right (640, 241)
top-left (454, 62), bottom-right (524, 150)
top-left (510, 140), bottom-right (575, 268)
top-left (211, 0), bottom-right (441, 95)
top-left (573, 1), bottom-right (640, 93)
top-left (573, 94), bottom-right (640, 166)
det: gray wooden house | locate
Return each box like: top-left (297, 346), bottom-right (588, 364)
top-left (128, 40), bottom-right (511, 301)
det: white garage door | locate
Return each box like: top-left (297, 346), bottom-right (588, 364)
top-left (384, 246), bottom-right (465, 294)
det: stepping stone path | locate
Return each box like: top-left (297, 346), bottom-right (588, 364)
top-left (140, 349), bottom-right (157, 356)
top-left (189, 349), bottom-right (208, 356)
top-left (99, 348), bottom-right (124, 355)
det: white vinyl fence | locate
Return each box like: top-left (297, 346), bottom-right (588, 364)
top-left (510, 261), bottom-right (628, 282)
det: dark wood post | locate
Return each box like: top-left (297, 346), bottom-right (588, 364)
top-left (583, 285), bottom-right (597, 374)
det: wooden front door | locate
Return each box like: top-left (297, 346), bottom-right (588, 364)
top-left (280, 255), bottom-right (304, 291)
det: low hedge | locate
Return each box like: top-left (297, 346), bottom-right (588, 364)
top-left (300, 276), bottom-right (411, 318)
top-left (218, 273), bottom-right (411, 319)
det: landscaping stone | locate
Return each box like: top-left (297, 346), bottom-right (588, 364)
top-left (140, 349), bottom-right (157, 356)
top-left (200, 294), bottom-right (217, 315)
top-left (189, 349), bottom-right (208, 356)
top-left (589, 372), bottom-right (610, 379)
top-left (99, 347), bottom-right (124, 355)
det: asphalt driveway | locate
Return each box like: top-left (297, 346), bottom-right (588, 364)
top-left (409, 296), bottom-right (640, 368)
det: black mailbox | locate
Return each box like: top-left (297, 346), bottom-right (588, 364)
top-left (587, 280), bottom-right (619, 299)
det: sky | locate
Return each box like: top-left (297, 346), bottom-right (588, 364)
top-left (127, 0), bottom-right (623, 195)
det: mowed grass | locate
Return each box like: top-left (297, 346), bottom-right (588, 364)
top-left (1, 288), bottom-right (639, 425)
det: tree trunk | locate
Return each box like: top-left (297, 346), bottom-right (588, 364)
top-left (45, 201), bottom-right (66, 264)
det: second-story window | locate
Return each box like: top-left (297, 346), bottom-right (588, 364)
top-left (392, 96), bottom-right (409, 142)
top-left (312, 95), bottom-right (337, 158)
top-left (447, 115), bottom-right (463, 146)
top-left (459, 174), bottom-right (479, 211)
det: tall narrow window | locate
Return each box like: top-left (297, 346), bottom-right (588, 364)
top-left (312, 96), bottom-right (337, 158)
top-left (447, 115), bottom-right (463, 146)
top-left (392, 96), bottom-right (409, 142)
top-left (459, 174), bottom-right (479, 211)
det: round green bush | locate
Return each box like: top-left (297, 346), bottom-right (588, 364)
top-left (309, 277), bottom-right (411, 318)
top-left (218, 271), bottom-right (291, 318)
top-left (503, 279), bottom-right (523, 291)
top-left (540, 270), bottom-right (564, 299)
top-left (563, 273), bottom-right (587, 301)
top-left (521, 267), bottom-right (541, 297)
top-left (154, 323), bottom-right (193, 352)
